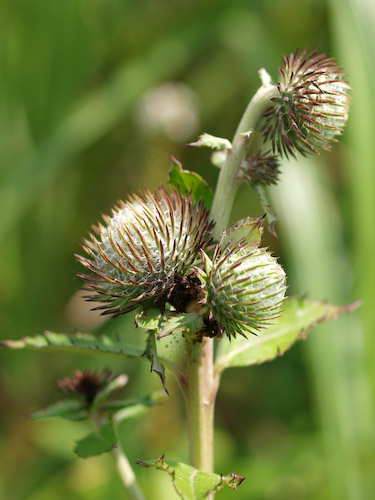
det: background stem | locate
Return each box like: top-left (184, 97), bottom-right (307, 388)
top-left (112, 445), bottom-right (146, 500)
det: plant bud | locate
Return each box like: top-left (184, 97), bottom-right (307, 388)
top-left (241, 151), bottom-right (280, 186)
top-left (263, 48), bottom-right (351, 157)
top-left (203, 240), bottom-right (286, 337)
top-left (77, 187), bottom-right (214, 316)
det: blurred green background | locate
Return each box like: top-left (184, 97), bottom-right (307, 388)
top-left (0, 0), bottom-right (374, 499)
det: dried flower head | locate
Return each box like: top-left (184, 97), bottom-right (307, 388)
top-left (263, 48), bottom-right (351, 157)
top-left (58, 368), bottom-right (114, 406)
top-left (77, 187), bottom-right (214, 316)
top-left (241, 151), bottom-right (281, 186)
top-left (203, 239), bottom-right (286, 338)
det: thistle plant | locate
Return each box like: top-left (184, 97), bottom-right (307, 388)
top-left (1, 48), bottom-right (356, 500)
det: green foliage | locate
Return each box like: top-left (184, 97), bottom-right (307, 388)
top-left (30, 399), bottom-right (87, 422)
top-left (137, 456), bottom-right (244, 500)
top-left (214, 296), bottom-right (359, 375)
top-left (188, 133), bottom-right (232, 151)
top-left (136, 310), bottom-right (204, 339)
top-left (143, 333), bottom-right (169, 394)
top-left (168, 161), bottom-right (213, 209)
top-left (74, 421), bottom-right (117, 458)
top-left (0, 331), bottom-right (144, 358)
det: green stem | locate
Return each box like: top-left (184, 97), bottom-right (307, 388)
top-left (183, 336), bottom-right (217, 474)
top-left (181, 77), bottom-right (277, 499)
top-left (92, 412), bottom-right (145, 500)
top-left (112, 445), bottom-right (146, 500)
top-left (210, 82), bottom-right (278, 239)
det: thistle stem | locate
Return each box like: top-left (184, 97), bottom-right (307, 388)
top-left (182, 79), bottom-right (278, 491)
top-left (210, 82), bottom-right (278, 239)
top-left (112, 445), bottom-right (146, 500)
top-left (184, 336), bottom-right (217, 474)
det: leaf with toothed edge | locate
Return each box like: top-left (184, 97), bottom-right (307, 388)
top-left (143, 332), bottom-right (169, 394)
top-left (214, 296), bottom-right (360, 375)
top-left (137, 456), bottom-right (245, 499)
top-left (168, 157), bottom-right (213, 209)
top-left (136, 309), bottom-right (203, 339)
top-left (0, 331), bottom-right (145, 358)
top-left (188, 132), bottom-right (233, 151)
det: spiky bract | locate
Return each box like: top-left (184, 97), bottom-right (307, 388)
top-left (263, 48), bottom-right (351, 157)
top-left (204, 240), bottom-right (286, 337)
top-left (77, 187), bottom-right (213, 316)
top-left (241, 151), bottom-right (280, 186)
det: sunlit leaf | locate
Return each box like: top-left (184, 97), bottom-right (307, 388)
top-left (188, 132), bottom-right (232, 151)
top-left (137, 455), bottom-right (244, 499)
top-left (214, 296), bottom-right (360, 375)
top-left (168, 160), bottom-right (213, 208)
top-left (0, 331), bottom-right (144, 359)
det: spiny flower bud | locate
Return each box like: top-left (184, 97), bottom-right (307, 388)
top-left (263, 48), bottom-right (351, 157)
top-left (58, 368), bottom-right (114, 406)
top-left (241, 151), bottom-right (280, 186)
top-left (203, 238), bottom-right (286, 338)
top-left (77, 187), bottom-right (214, 316)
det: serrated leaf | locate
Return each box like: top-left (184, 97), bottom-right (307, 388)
top-left (0, 331), bottom-right (144, 359)
top-left (143, 333), bottom-right (168, 394)
top-left (168, 161), bottom-right (213, 209)
top-left (91, 374), bottom-right (128, 411)
top-left (135, 309), bottom-right (165, 331)
top-left (136, 310), bottom-right (203, 339)
top-left (137, 456), bottom-right (244, 500)
top-left (221, 216), bottom-right (264, 247)
top-left (74, 421), bottom-right (117, 458)
top-left (214, 297), bottom-right (360, 375)
top-left (30, 399), bottom-right (87, 421)
top-left (188, 133), bottom-right (232, 151)
top-left (158, 313), bottom-right (203, 339)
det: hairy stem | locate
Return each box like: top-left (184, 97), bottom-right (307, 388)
top-left (210, 82), bottom-right (278, 238)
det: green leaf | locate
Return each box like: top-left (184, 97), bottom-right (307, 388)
top-left (136, 310), bottom-right (203, 339)
top-left (137, 456), bottom-right (244, 500)
top-left (0, 331), bottom-right (144, 359)
top-left (168, 160), bottom-right (213, 209)
top-left (221, 216), bottom-right (264, 247)
top-left (188, 133), bottom-right (232, 151)
top-left (30, 399), bottom-right (87, 422)
top-left (74, 421), bottom-right (117, 458)
top-left (143, 333), bottom-right (168, 394)
top-left (214, 296), bottom-right (360, 375)
top-left (158, 313), bottom-right (203, 339)
top-left (91, 374), bottom-right (129, 411)
top-left (135, 309), bottom-right (165, 331)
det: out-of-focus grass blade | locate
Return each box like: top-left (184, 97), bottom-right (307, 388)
top-left (271, 157), bottom-right (374, 500)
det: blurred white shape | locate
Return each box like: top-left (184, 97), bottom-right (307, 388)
top-left (135, 82), bottom-right (199, 142)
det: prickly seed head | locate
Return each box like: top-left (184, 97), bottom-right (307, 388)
top-left (76, 187), bottom-right (214, 316)
top-left (263, 48), bottom-right (351, 158)
top-left (204, 239), bottom-right (287, 338)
